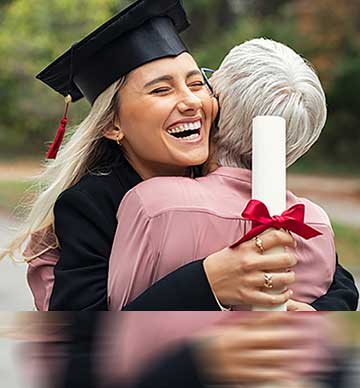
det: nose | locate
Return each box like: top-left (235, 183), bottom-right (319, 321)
top-left (177, 89), bottom-right (202, 114)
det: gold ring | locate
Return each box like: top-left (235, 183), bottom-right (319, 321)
top-left (254, 236), bottom-right (264, 254)
top-left (264, 273), bottom-right (273, 289)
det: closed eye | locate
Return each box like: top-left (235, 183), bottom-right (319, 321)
top-left (150, 87), bottom-right (171, 94)
top-left (190, 81), bottom-right (205, 87)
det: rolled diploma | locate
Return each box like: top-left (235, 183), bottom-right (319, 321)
top-left (252, 116), bottom-right (287, 312)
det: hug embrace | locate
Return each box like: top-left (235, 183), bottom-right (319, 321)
top-left (2, 0), bottom-right (358, 387)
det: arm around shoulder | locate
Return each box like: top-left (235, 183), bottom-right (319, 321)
top-left (49, 188), bottom-right (116, 310)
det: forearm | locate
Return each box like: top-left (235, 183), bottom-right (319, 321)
top-left (50, 189), bottom-right (114, 311)
top-left (123, 260), bottom-right (220, 311)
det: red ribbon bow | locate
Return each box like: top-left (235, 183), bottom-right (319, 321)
top-left (230, 199), bottom-right (322, 248)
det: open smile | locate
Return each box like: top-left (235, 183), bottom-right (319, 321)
top-left (166, 120), bottom-right (202, 142)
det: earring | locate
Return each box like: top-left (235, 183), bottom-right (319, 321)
top-left (116, 135), bottom-right (122, 146)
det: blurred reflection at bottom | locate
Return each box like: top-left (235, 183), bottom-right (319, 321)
top-left (1, 312), bottom-right (359, 388)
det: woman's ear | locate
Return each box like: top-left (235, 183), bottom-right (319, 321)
top-left (104, 118), bottom-right (125, 142)
top-left (103, 127), bottom-right (125, 142)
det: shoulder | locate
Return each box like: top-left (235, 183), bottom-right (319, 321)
top-left (287, 191), bottom-right (332, 227)
top-left (53, 169), bottom-right (128, 247)
top-left (55, 159), bottom-right (141, 217)
top-left (125, 176), bottom-right (202, 218)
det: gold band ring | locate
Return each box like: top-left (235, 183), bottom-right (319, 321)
top-left (254, 236), bottom-right (265, 254)
top-left (264, 273), bottom-right (273, 289)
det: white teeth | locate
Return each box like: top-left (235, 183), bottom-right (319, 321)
top-left (167, 120), bottom-right (201, 134)
top-left (182, 133), bottom-right (200, 141)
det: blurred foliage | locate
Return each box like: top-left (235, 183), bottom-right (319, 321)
top-left (333, 223), bottom-right (360, 268)
top-left (0, 180), bottom-right (32, 213)
top-left (0, 0), bottom-right (359, 172)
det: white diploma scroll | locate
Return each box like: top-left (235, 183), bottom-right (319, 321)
top-left (252, 116), bottom-right (287, 312)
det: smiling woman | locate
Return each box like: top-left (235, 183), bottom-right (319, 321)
top-left (103, 53), bottom-right (214, 179)
top-left (1, 0), bottom-right (223, 310)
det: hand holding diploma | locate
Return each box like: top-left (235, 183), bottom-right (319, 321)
top-left (203, 229), bottom-right (297, 307)
top-left (203, 117), bottom-right (299, 306)
top-left (204, 118), bottom-right (320, 309)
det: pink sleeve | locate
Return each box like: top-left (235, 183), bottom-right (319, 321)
top-left (24, 227), bottom-right (59, 311)
top-left (107, 190), bottom-right (157, 310)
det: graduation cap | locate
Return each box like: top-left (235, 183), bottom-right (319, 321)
top-left (36, 0), bottom-right (190, 158)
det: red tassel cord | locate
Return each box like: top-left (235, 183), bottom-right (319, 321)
top-left (46, 95), bottom-right (72, 159)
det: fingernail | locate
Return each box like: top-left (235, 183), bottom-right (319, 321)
top-left (290, 290), bottom-right (293, 296)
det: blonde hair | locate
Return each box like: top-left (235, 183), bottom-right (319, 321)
top-left (211, 38), bottom-right (327, 169)
top-left (0, 78), bottom-right (126, 262)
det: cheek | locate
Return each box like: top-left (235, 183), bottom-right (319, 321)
top-left (124, 99), bottom-right (174, 128)
top-left (202, 96), bottom-right (216, 125)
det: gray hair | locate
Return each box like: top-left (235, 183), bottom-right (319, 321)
top-left (211, 38), bottom-right (327, 169)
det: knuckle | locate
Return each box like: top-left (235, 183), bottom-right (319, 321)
top-left (282, 291), bottom-right (291, 303)
top-left (241, 275), bottom-right (250, 288)
top-left (273, 230), bottom-right (284, 244)
top-left (238, 287), bottom-right (247, 303)
top-left (241, 257), bottom-right (253, 272)
top-left (289, 254), bottom-right (298, 266)
top-left (284, 253), bottom-right (295, 267)
top-left (270, 295), bottom-right (279, 306)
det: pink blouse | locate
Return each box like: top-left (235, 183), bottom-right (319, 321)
top-left (103, 167), bottom-right (336, 383)
top-left (26, 167), bottom-right (337, 384)
top-left (108, 167), bottom-right (336, 310)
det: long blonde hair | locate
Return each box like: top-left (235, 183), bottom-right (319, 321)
top-left (0, 78), bottom-right (126, 262)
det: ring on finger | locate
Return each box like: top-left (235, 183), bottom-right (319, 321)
top-left (263, 273), bottom-right (273, 289)
top-left (254, 236), bottom-right (265, 254)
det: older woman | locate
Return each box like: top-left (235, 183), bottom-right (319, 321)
top-left (107, 37), bottom-right (355, 311)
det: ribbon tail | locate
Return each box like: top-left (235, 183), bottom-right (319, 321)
top-left (283, 220), bottom-right (323, 239)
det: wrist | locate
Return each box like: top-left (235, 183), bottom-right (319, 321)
top-left (203, 254), bottom-right (231, 311)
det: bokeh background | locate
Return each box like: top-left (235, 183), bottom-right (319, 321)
top-left (0, 0), bottom-right (359, 310)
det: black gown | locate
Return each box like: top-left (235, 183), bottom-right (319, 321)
top-left (51, 146), bottom-right (357, 388)
top-left (49, 146), bottom-right (359, 311)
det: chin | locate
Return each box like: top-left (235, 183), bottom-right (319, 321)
top-left (187, 155), bottom-right (209, 167)
top-left (172, 148), bottom-right (209, 168)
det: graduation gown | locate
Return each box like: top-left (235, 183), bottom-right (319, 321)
top-left (48, 150), bottom-right (358, 311)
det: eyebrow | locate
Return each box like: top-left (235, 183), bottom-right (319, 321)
top-left (143, 69), bottom-right (202, 89)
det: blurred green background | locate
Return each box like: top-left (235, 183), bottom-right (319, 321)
top-left (0, 0), bottom-right (360, 172)
top-left (0, 0), bottom-right (359, 270)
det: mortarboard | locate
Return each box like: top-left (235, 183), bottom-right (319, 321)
top-left (36, 0), bottom-right (190, 158)
top-left (36, 0), bottom-right (190, 104)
